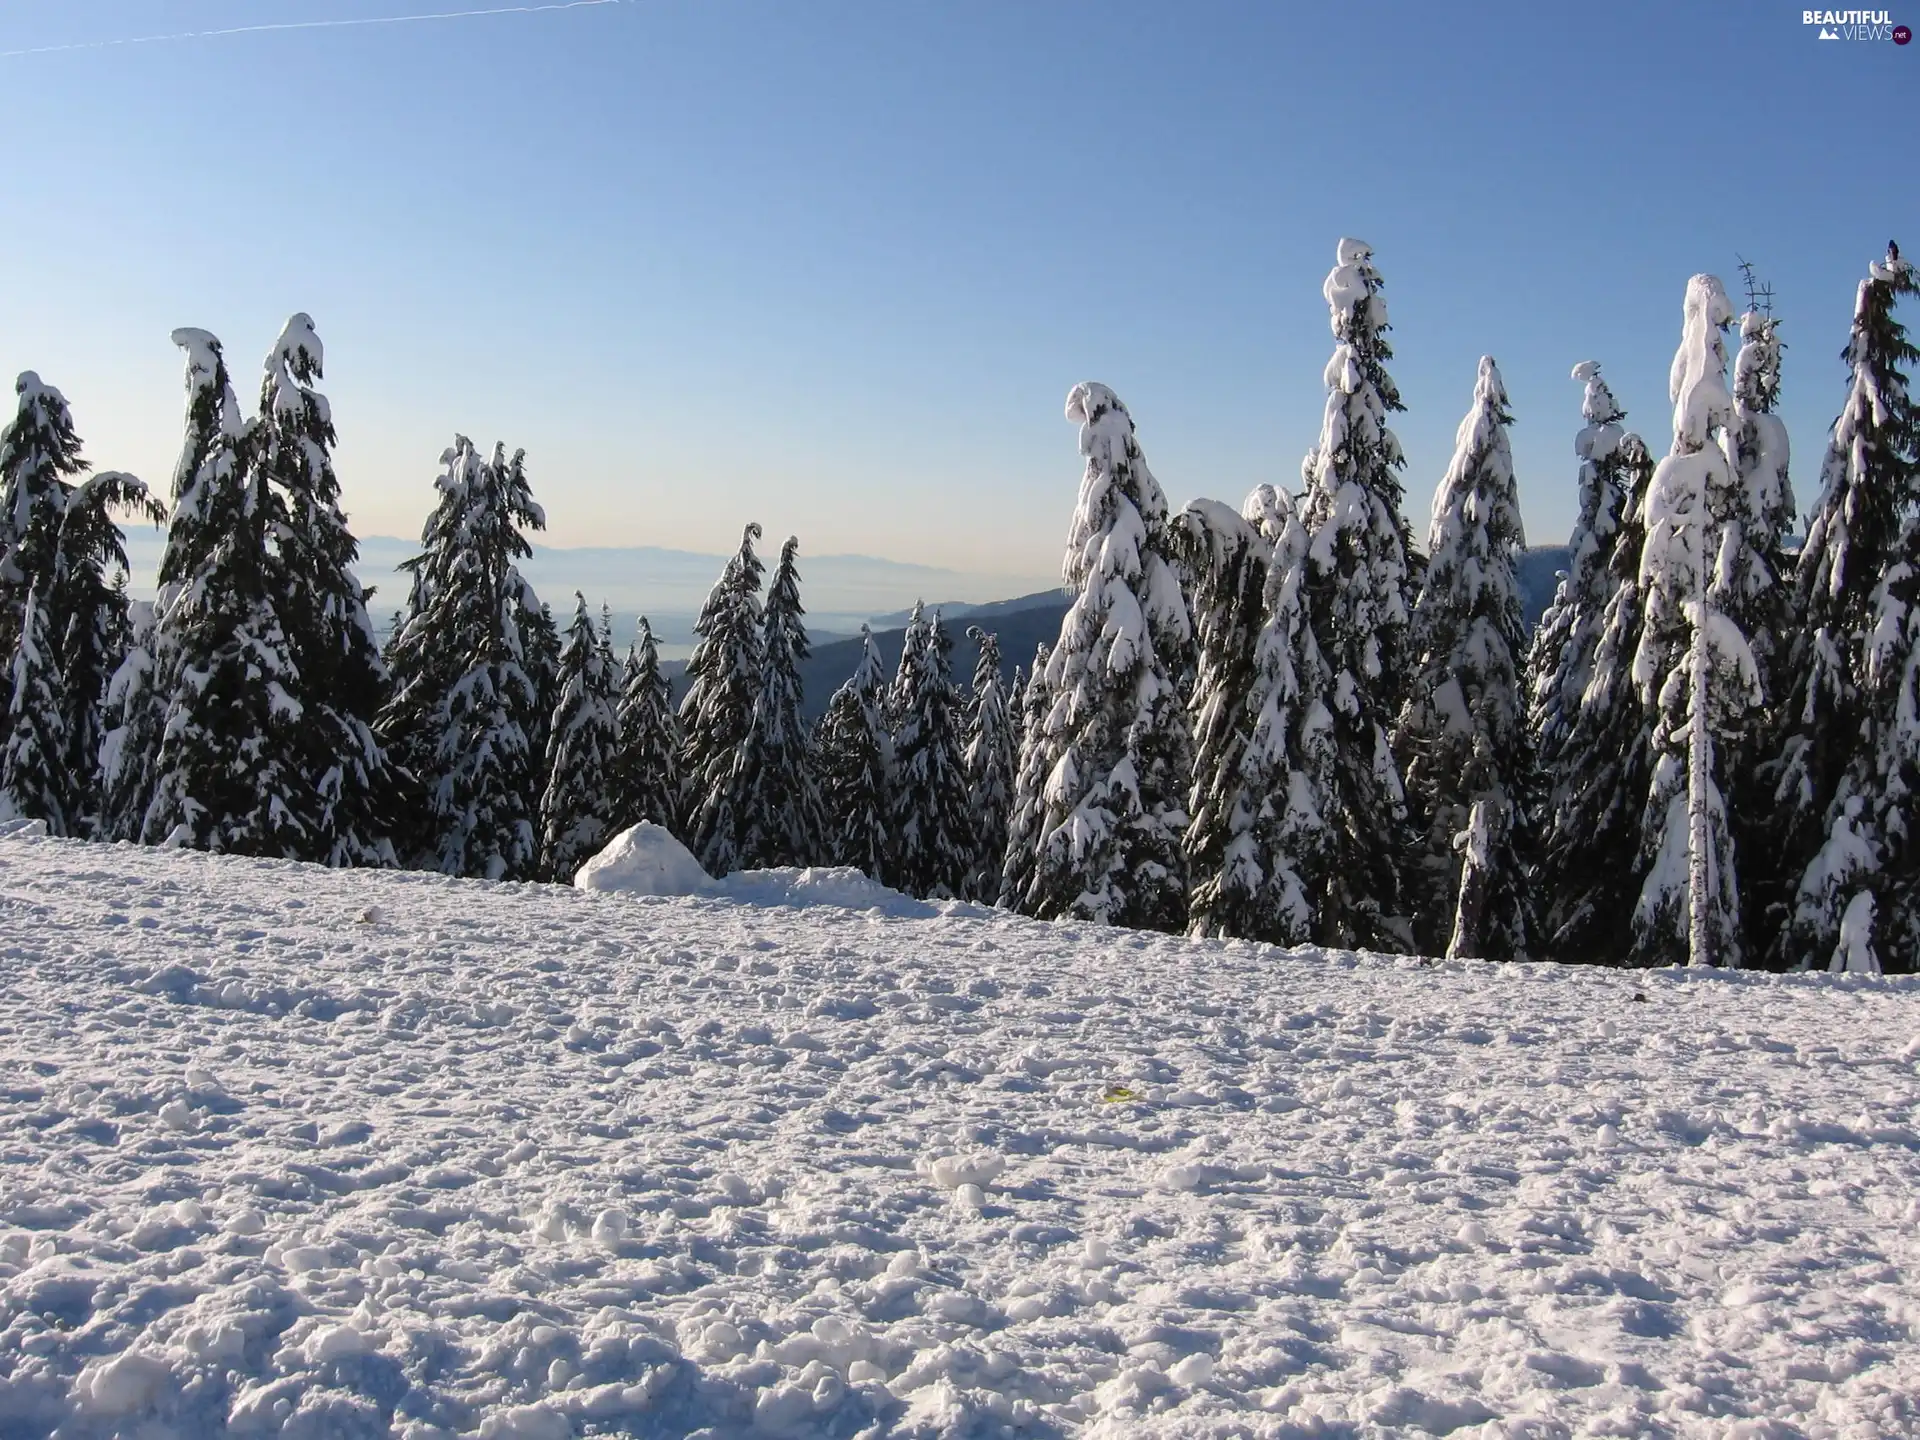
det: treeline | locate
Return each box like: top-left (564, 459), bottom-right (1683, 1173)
top-left (1, 239), bottom-right (1915, 973)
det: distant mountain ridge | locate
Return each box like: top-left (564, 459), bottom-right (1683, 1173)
top-left (114, 527), bottom-right (1056, 652)
top-left (866, 589), bottom-right (1069, 630)
top-left (665, 546), bottom-right (1578, 721)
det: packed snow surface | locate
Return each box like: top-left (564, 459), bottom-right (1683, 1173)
top-left (3, 834), bottom-right (1919, 1438)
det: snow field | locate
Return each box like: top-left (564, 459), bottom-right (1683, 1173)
top-left (2, 832), bottom-right (1918, 1437)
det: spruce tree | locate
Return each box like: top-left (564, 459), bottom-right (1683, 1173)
top-left (1858, 513), bottom-right (1920, 970)
top-left (1768, 246), bottom-right (1920, 971)
top-left (1181, 486), bottom-right (1342, 944)
top-left (0, 373), bottom-right (88, 663)
top-left (731, 536), bottom-right (822, 869)
top-left (998, 639), bottom-right (1053, 910)
top-left (102, 330), bottom-right (248, 842)
top-left (1725, 309), bottom-right (1797, 702)
top-left (380, 437), bottom-right (549, 880)
top-left (1299, 239), bottom-right (1418, 950)
top-left (1011, 383), bottom-right (1192, 930)
top-left (0, 376), bottom-right (159, 836)
top-left (1237, 485), bottom-right (1341, 945)
top-left (1174, 498), bottom-right (1272, 938)
top-left (51, 473), bottom-right (160, 834)
top-left (1538, 425), bottom-right (1659, 965)
top-left (892, 610), bottom-right (974, 899)
top-left (962, 627), bottom-right (1018, 901)
top-left (0, 589), bottom-right (68, 829)
top-left (814, 625), bottom-right (894, 880)
top-left (523, 594), bottom-right (563, 798)
top-left (1631, 275), bottom-right (1760, 969)
top-left (679, 523), bottom-right (765, 875)
top-left (1723, 306), bottom-right (1798, 949)
top-left (97, 601), bottom-right (158, 838)
top-left (888, 600), bottom-right (931, 731)
top-left (256, 315), bottom-right (395, 865)
top-left (1530, 362), bottom-right (1632, 861)
top-left (143, 419), bottom-right (310, 856)
top-left (1397, 357), bottom-right (1535, 959)
top-left (613, 616), bottom-right (683, 835)
top-left (540, 593), bottom-right (621, 881)
top-left (1532, 366), bottom-right (1658, 964)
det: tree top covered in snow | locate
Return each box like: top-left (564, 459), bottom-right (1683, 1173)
top-left (1668, 275), bottom-right (1736, 453)
top-left (1572, 359), bottom-right (1624, 434)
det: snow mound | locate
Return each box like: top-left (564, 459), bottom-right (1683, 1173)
top-left (576, 825), bottom-right (933, 916)
top-left (717, 864), bottom-right (932, 915)
top-left (573, 822), bottom-right (715, 896)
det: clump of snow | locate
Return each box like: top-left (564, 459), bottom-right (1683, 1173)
top-left (72, 1351), bottom-right (173, 1416)
top-left (573, 821), bottom-right (715, 896)
top-left (577, 823), bottom-right (936, 917)
top-left (716, 864), bottom-right (931, 915)
top-left (1831, 891), bottom-right (1881, 975)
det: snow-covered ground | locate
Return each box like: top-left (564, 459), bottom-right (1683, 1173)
top-left (2, 832), bottom-right (1918, 1439)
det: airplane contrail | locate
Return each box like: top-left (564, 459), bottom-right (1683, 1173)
top-left (0, 0), bottom-right (622, 60)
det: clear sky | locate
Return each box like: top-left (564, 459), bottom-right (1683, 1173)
top-left (1, 0), bottom-right (1914, 596)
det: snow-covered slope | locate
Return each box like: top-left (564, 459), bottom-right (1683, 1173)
top-left (2, 833), bottom-right (1917, 1439)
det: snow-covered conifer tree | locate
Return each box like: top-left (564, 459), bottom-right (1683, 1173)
top-left (1530, 364), bottom-right (1660, 964)
top-left (1183, 486), bottom-right (1340, 944)
top-left (679, 524), bottom-right (766, 875)
top-left (1537, 422), bottom-right (1658, 965)
top-left (50, 473), bottom-right (159, 834)
top-left (962, 627), bottom-right (1017, 901)
top-left (143, 418), bottom-right (309, 856)
top-left (1721, 306), bottom-right (1798, 943)
top-left (1768, 246), bottom-right (1920, 971)
top-left (731, 537), bottom-right (822, 869)
top-left (523, 594), bottom-right (563, 795)
top-left (814, 626), bottom-right (894, 880)
top-left (97, 599), bottom-right (157, 839)
top-left (540, 593), bottom-right (621, 881)
top-left (892, 611), bottom-right (974, 899)
top-left (888, 601), bottom-right (931, 732)
top-left (1242, 486), bottom-right (1342, 945)
top-left (0, 373), bottom-right (89, 662)
top-left (1725, 310), bottom-right (1797, 698)
top-left (1631, 275), bottom-right (1760, 969)
top-left (0, 376), bottom-right (158, 835)
top-left (1857, 526), bottom-right (1920, 969)
top-left (0, 590), bottom-right (69, 828)
top-left (998, 640), bottom-right (1053, 909)
top-left (1174, 498), bottom-right (1271, 937)
top-left (380, 437), bottom-right (548, 879)
top-left (1299, 239), bottom-right (1418, 949)
top-left (256, 316), bottom-right (395, 865)
top-left (1530, 362), bottom-right (1631, 834)
top-left (1010, 383), bottom-right (1192, 930)
top-left (612, 616), bottom-right (683, 835)
top-left (1397, 357), bottom-right (1535, 959)
top-left (101, 330), bottom-right (247, 843)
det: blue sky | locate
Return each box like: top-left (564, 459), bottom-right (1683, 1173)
top-left (1, 0), bottom-right (1914, 597)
